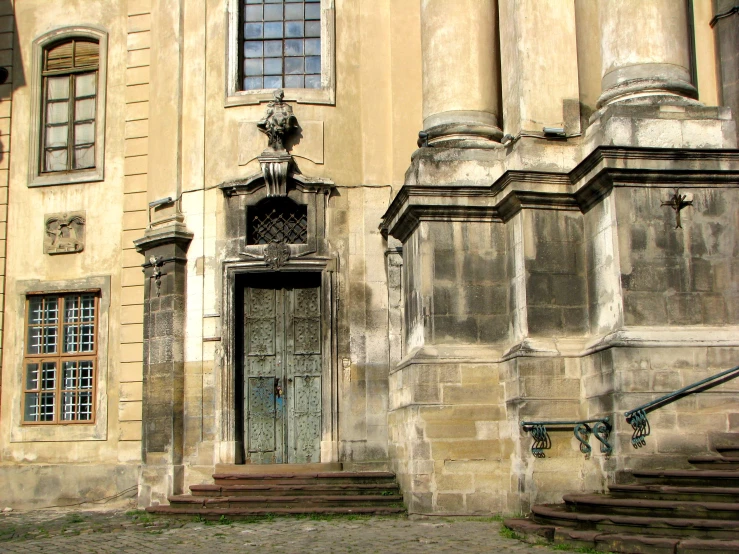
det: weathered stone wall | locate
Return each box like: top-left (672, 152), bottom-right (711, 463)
top-left (714, 0), bottom-right (739, 140)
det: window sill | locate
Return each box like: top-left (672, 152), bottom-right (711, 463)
top-left (225, 86), bottom-right (335, 107)
top-left (28, 168), bottom-right (104, 188)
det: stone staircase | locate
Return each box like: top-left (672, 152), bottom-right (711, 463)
top-left (505, 445), bottom-right (739, 553)
top-left (146, 463), bottom-right (406, 518)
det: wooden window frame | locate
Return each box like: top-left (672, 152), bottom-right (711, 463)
top-left (28, 26), bottom-right (108, 188)
top-left (22, 293), bottom-right (100, 425)
top-left (40, 39), bottom-right (99, 174)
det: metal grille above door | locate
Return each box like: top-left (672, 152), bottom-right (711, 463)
top-left (247, 198), bottom-right (308, 245)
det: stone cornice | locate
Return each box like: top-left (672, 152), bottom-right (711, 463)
top-left (381, 146), bottom-right (739, 241)
top-left (219, 171), bottom-right (334, 197)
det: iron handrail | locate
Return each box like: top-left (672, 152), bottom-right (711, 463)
top-left (521, 418), bottom-right (612, 459)
top-left (624, 364), bottom-right (739, 448)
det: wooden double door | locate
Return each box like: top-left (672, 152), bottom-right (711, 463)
top-left (243, 273), bottom-right (322, 464)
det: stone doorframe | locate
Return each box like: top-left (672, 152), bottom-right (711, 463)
top-left (219, 258), bottom-right (339, 465)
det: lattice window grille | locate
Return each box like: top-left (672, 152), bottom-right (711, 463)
top-left (248, 200), bottom-right (308, 245)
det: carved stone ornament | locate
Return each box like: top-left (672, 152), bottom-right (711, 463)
top-left (257, 89), bottom-right (300, 197)
top-left (264, 241), bottom-right (291, 270)
top-left (44, 211), bottom-right (85, 255)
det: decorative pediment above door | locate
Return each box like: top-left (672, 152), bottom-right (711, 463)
top-left (220, 90), bottom-right (334, 267)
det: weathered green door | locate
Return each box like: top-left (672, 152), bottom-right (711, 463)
top-left (243, 276), bottom-right (322, 464)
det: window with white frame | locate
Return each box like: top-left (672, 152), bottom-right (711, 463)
top-left (23, 293), bottom-right (99, 424)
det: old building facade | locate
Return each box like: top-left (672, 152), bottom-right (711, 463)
top-left (0, 0), bottom-right (737, 515)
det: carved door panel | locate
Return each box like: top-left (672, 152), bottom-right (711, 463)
top-left (244, 279), bottom-right (321, 464)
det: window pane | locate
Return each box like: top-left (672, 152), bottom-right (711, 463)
top-left (79, 392), bottom-right (92, 420)
top-left (305, 3), bottom-right (320, 19)
top-left (26, 363), bottom-right (40, 390)
top-left (81, 295), bottom-right (95, 322)
top-left (64, 324), bottom-right (79, 353)
top-left (243, 76), bottom-right (263, 90)
top-left (264, 22), bottom-right (283, 38)
top-left (80, 324), bottom-right (95, 352)
top-left (305, 75), bottom-right (321, 89)
top-left (40, 392), bottom-right (55, 421)
top-left (46, 101), bottom-right (69, 124)
top-left (244, 41), bottom-right (264, 59)
top-left (246, 0), bottom-right (264, 3)
top-left (75, 73), bottom-right (96, 97)
top-left (45, 125), bottom-right (68, 149)
top-left (264, 4), bottom-right (283, 20)
top-left (285, 75), bottom-right (304, 88)
top-left (305, 38), bottom-right (320, 56)
top-left (74, 122), bottom-right (95, 145)
top-left (244, 22), bottom-right (264, 39)
top-left (64, 296), bottom-right (80, 323)
top-left (75, 98), bottom-right (96, 121)
top-left (42, 362), bottom-right (57, 390)
top-left (24, 393), bottom-right (39, 422)
top-left (285, 57), bottom-right (304, 74)
top-left (74, 146), bottom-right (95, 170)
top-left (285, 39), bottom-right (304, 56)
top-left (305, 21), bottom-right (320, 37)
top-left (62, 391), bottom-right (76, 420)
top-left (45, 149), bottom-right (68, 172)
top-left (285, 21), bottom-right (304, 37)
top-left (47, 77), bottom-right (70, 100)
top-left (80, 361), bottom-right (94, 389)
top-left (43, 326), bottom-right (58, 354)
top-left (305, 56), bottom-right (320, 74)
top-left (44, 298), bottom-right (59, 324)
top-left (264, 76), bottom-right (283, 88)
top-left (244, 58), bottom-right (263, 76)
top-left (264, 58), bottom-right (282, 75)
top-left (29, 297), bottom-right (44, 324)
top-left (265, 0), bottom-right (283, 3)
top-left (28, 326), bottom-right (42, 354)
top-left (285, 3), bottom-right (303, 19)
top-left (264, 40), bottom-right (282, 57)
top-left (245, 4), bottom-right (263, 21)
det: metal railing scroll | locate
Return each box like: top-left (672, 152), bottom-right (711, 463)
top-left (521, 418), bottom-right (612, 459)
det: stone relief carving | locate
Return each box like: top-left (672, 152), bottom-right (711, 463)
top-left (257, 89), bottom-right (300, 198)
top-left (44, 212), bottom-right (85, 254)
top-left (263, 241), bottom-right (291, 270)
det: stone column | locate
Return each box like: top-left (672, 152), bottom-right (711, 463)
top-left (598, 0), bottom-right (698, 108)
top-left (419, 0), bottom-right (502, 147)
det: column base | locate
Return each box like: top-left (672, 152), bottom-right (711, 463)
top-left (420, 110), bottom-right (503, 148)
top-left (597, 64), bottom-right (698, 109)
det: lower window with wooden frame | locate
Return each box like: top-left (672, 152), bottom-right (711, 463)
top-left (23, 292), bottom-right (99, 424)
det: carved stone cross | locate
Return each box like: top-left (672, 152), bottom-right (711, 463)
top-left (661, 189), bottom-right (693, 229)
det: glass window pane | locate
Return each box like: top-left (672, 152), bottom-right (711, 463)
top-left (286, 21), bottom-right (304, 37)
top-left (64, 324), bottom-right (79, 353)
top-left (285, 75), bottom-right (304, 88)
top-left (305, 3), bottom-right (320, 19)
top-left (264, 22), bottom-right (283, 38)
top-left (264, 4), bottom-right (283, 20)
top-left (245, 4), bottom-right (263, 21)
top-left (45, 125), bottom-right (68, 149)
top-left (244, 58), bottom-right (263, 76)
top-left (305, 21), bottom-right (320, 37)
top-left (81, 295), bottom-right (95, 322)
top-left (305, 56), bottom-right (320, 74)
top-left (80, 361), bottom-right (94, 389)
top-left (75, 122), bottom-right (95, 145)
top-left (43, 326), bottom-right (58, 354)
top-left (42, 362), bottom-right (56, 390)
top-left (46, 101), bottom-right (69, 124)
top-left (26, 363), bottom-right (40, 390)
top-left (285, 3), bottom-right (303, 19)
top-left (62, 391), bottom-right (76, 420)
top-left (285, 39), bottom-right (304, 56)
top-left (244, 41), bottom-right (264, 58)
top-left (40, 392), bottom-right (55, 421)
top-left (305, 75), bottom-right (321, 89)
top-left (74, 146), bottom-right (95, 170)
top-left (305, 38), bottom-right (320, 56)
top-left (28, 326), bottom-right (42, 354)
top-left (24, 393), bottom-right (39, 422)
top-left (264, 40), bottom-right (282, 57)
top-left (75, 98), bottom-right (96, 121)
top-left (64, 296), bottom-right (79, 323)
top-left (29, 298), bottom-right (44, 324)
top-left (243, 76), bottom-right (263, 90)
top-left (79, 392), bottom-right (92, 420)
top-left (63, 361), bottom-right (78, 389)
top-left (264, 0), bottom-right (283, 3)
top-left (80, 324), bottom-right (95, 352)
top-left (264, 76), bottom-right (283, 88)
top-left (285, 57), bottom-right (304, 74)
top-left (246, 0), bottom-right (264, 3)
top-left (47, 77), bottom-right (69, 100)
top-left (45, 149), bottom-right (68, 172)
top-left (75, 73), bottom-right (96, 97)
top-left (44, 298), bottom-right (59, 324)
top-left (244, 22), bottom-right (264, 39)
top-left (264, 58), bottom-right (282, 75)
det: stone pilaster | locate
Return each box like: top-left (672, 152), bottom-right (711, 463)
top-left (597, 0), bottom-right (697, 108)
top-left (134, 224), bottom-right (193, 507)
top-left (419, 0), bottom-right (502, 147)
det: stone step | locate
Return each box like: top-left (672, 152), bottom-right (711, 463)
top-left (531, 504), bottom-right (739, 540)
top-left (689, 456), bottom-right (739, 470)
top-left (165, 494), bottom-right (403, 510)
top-left (717, 447), bottom-right (739, 457)
top-left (504, 519), bottom-right (739, 554)
top-left (562, 493), bottom-right (739, 520)
top-left (191, 483), bottom-right (400, 497)
top-left (630, 469), bottom-right (739, 487)
top-left (215, 463), bottom-right (343, 474)
top-left (609, 484), bottom-right (739, 503)
top-left (146, 506), bottom-right (406, 518)
top-left (212, 471), bottom-right (397, 486)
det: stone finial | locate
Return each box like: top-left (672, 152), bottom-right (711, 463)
top-left (256, 89), bottom-right (300, 153)
top-left (44, 211), bottom-right (85, 254)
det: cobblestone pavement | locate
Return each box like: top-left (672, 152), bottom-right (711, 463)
top-left (0, 507), bottom-right (562, 553)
